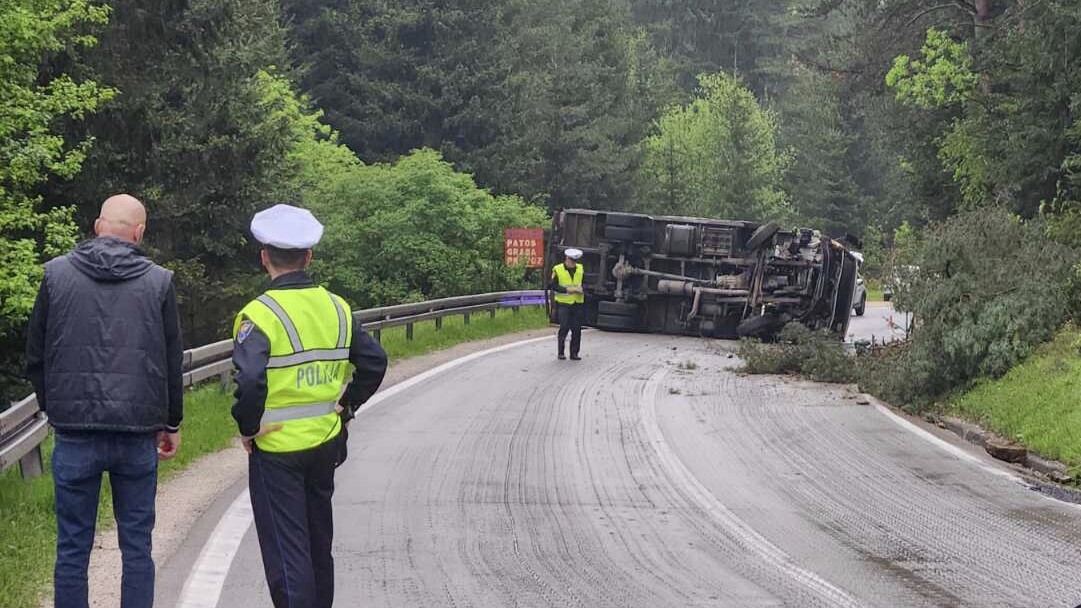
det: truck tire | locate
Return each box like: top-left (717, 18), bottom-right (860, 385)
top-left (605, 213), bottom-right (640, 228)
top-left (604, 226), bottom-right (636, 241)
top-left (598, 300), bottom-right (639, 317)
top-left (596, 313), bottom-right (639, 331)
top-left (745, 221), bottom-right (781, 251)
top-left (854, 293), bottom-right (867, 317)
top-left (736, 314), bottom-right (784, 340)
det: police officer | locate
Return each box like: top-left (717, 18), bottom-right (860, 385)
top-left (231, 204), bottom-right (388, 608)
top-left (550, 248), bottom-right (585, 360)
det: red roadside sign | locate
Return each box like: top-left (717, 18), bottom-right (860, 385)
top-left (504, 228), bottom-right (544, 268)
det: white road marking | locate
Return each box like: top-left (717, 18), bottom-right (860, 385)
top-left (642, 368), bottom-right (866, 608)
top-left (869, 401), bottom-right (1016, 481)
top-left (175, 335), bottom-right (552, 608)
top-left (176, 490), bottom-right (253, 608)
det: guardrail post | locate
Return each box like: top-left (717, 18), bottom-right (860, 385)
top-left (219, 369), bottom-right (231, 393)
top-left (488, 309), bottom-right (496, 319)
top-left (463, 313), bottom-right (470, 326)
top-left (19, 444), bottom-right (44, 479)
top-left (512, 305), bottom-right (519, 315)
top-left (373, 329), bottom-right (381, 343)
top-left (435, 317), bottom-right (442, 331)
top-left (406, 323), bottom-right (414, 341)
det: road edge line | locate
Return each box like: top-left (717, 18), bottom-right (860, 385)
top-left (868, 399), bottom-right (1018, 481)
top-left (176, 489), bottom-right (253, 608)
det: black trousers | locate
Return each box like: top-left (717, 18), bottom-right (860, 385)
top-left (249, 433), bottom-right (342, 608)
top-left (557, 303), bottom-right (583, 356)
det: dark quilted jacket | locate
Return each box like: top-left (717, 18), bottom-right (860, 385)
top-left (25, 237), bottom-right (184, 432)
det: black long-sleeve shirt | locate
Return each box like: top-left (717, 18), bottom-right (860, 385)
top-left (230, 271), bottom-right (388, 437)
top-left (25, 273), bottom-right (185, 431)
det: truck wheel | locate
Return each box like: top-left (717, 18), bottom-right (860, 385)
top-left (598, 301), bottom-right (639, 317)
top-left (745, 221), bottom-right (781, 251)
top-left (736, 314), bottom-right (784, 340)
top-left (596, 313), bottom-right (639, 331)
top-left (605, 213), bottom-right (640, 228)
top-left (604, 226), bottom-right (636, 241)
top-left (854, 293), bottom-right (867, 317)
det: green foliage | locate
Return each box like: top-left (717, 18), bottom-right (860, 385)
top-left (309, 149), bottom-right (548, 307)
top-left (886, 28), bottom-right (992, 207)
top-left (1046, 115), bottom-right (1081, 250)
top-left (877, 208), bottom-right (1080, 406)
top-left (630, 0), bottom-right (789, 94)
top-left (886, 29), bottom-right (977, 110)
top-left (474, 0), bottom-right (676, 210)
top-left (280, 0), bottom-right (510, 164)
top-left (860, 223), bottom-right (886, 277)
top-left (637, 72), bottom-right (789, 220)
top-left (43, 0), bottom-right (294, 344)
top-left (876, 3), bottom-right (1081, 217)
top-left (777, 65), bottom-right (862, 235)
top-left (257, 72), bottom-right (553, 306)
top-left (0, 0), bottom-right (113, 336)
top-left (739, 323), bottom-right (855, 383)
top-left (282, 0), bottom-right (675, 211)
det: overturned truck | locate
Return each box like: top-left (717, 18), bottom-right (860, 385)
top-left (546, 209), bottom-right (859, 339)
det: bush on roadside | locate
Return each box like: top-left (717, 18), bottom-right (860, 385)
top-left (308, 149), bottom-right (548, 308)
top-left (884, 208), bottom-right (1078, 405)
top-left (855, 341), bottom-right (923, 408)
top-left (739, 323), bottom-right (855, 383)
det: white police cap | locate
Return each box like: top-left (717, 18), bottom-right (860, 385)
top-left (251, 204), bottom-right (324, 249)
top-left (564, 248), bottom-right (583, 260)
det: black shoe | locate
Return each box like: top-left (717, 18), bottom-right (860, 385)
top-left (570, 355), bottom-right (581, 361)
top-left (558, 354), bottom-right (567, 360)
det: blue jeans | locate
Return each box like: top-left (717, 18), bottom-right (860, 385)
top-left (52, 431), bottom-right (158, 608)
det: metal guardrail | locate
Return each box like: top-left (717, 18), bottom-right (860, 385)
top-left (0, 290), bottom-right (546, 480)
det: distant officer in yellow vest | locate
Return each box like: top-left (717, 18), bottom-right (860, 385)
top-left (550, 247), bottom-right (585, 360)
top-left (231, 204), bottom-right (387, 608)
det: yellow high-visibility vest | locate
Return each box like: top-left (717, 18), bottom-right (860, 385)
top-left (233, 287), bottom-right (353, 452)
top-left (552, 263), bottom-right (585, 305)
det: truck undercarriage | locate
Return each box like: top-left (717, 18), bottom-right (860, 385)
top-left (546, 209), bottom-right (859, 340)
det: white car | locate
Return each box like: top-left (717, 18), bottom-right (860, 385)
top-left (851, 251), bottom-right (867, 317)
top-left (853, 272), bottom-right (867, 316)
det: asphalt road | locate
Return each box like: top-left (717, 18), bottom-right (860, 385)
top-left (847, 301), bottom-right (910, 344)
top-left (161, 311), bottom-right (1081, 608)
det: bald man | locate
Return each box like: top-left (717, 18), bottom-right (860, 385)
top-left (26, 194), bottom-right (183, 608)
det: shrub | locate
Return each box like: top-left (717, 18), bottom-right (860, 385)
top-left (739, 323), bottom-right (855, 383)
top-left (308, 149), bottom-right (548, 308)
top-left (891, 208), bottom-right (1078, 403)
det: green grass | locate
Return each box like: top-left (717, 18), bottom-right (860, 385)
top-left (375, 306), bottom-right (549, 359)
top-left (0, 305), bottom-right (550, 608)
top-left (0, 384), bottom-right (235, 608)
top-left (951, 325), bottom-right (1081, 468)
top-left (864, 278), bottom-right (885, 302)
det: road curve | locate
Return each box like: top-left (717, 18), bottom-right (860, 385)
top-left (198, 331), bottom-right (1081, 608)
